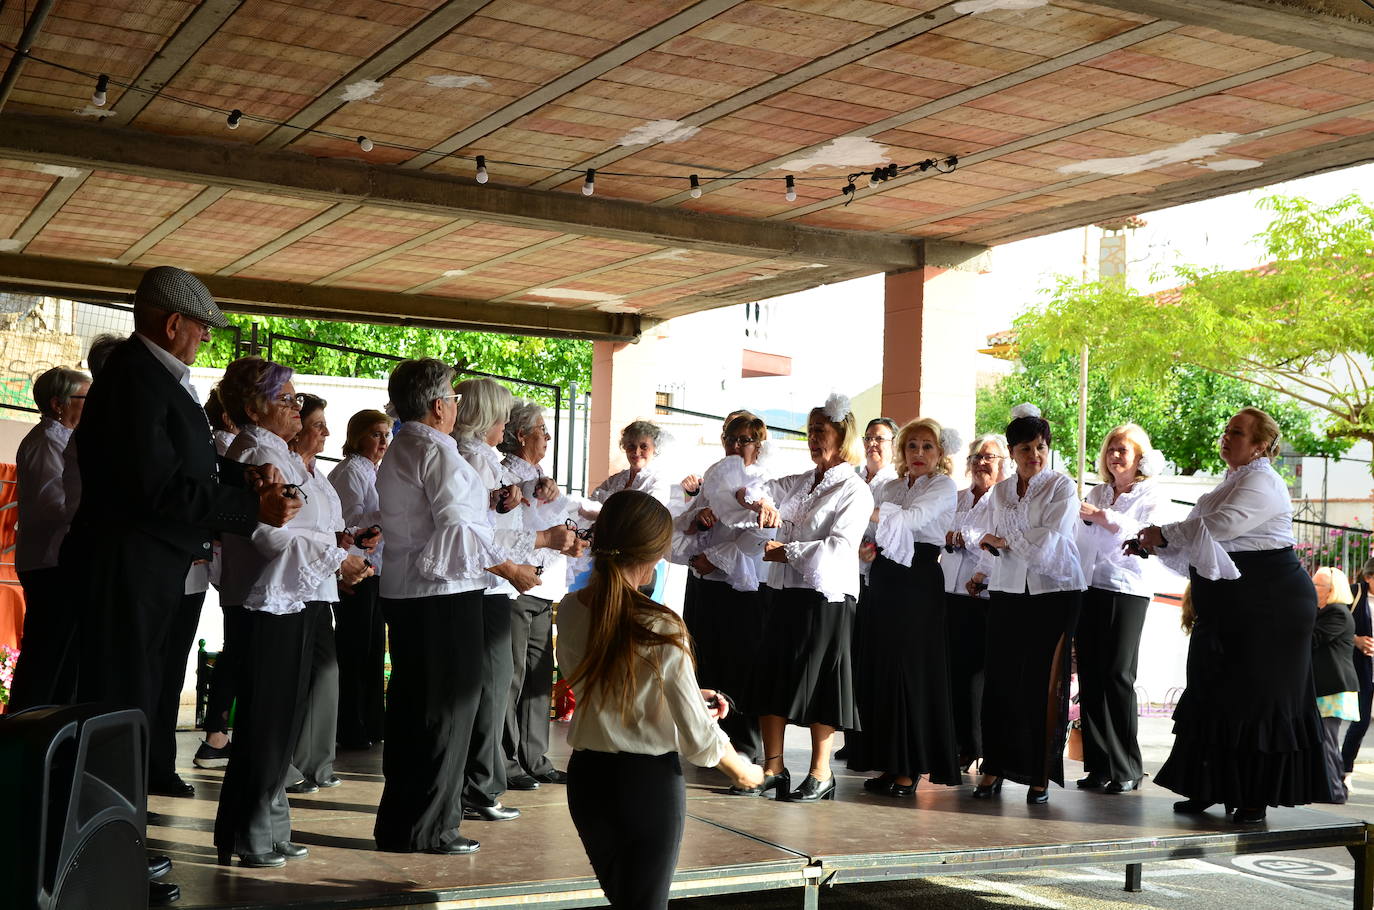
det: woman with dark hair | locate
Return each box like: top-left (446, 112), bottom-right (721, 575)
top-left (329, 408), bottom-right (392, 751)
top-left (214, 358), bottom-right (372, 867)
top-left (965, 404), bottom-right (1084, 805)
top-left (557, 489), bottom-right (762, 908)
top-left (1136, 408), bottom-right (1331, 823)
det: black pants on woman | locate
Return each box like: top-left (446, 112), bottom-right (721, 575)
top-left (213, 603), bottom-right (316, 857)
top-left (568, 749), bottom-right (685, 909)
top-left (1075, 587), bottom-right (1149, 783)
top-left (1341, 663), bottom-right (1373, 772)
top-left (375, 590), bottom-right (483, 851)
top-left (464, 592), bottom-right (514, 807)
top-left (286, 601), bottom-right (339, 787)
top-left (945, 592), bottom-right (988, 765)
top-left (203, 605), bottom-right (251, 736)
top-left (334, 574), bottom-right (386, 747)
top-left (683, 575), bottom-right (764, 763)
top-left (10, 567), bottom-right (78, 709)
top-left (504, 593), bottom-right (558, 779)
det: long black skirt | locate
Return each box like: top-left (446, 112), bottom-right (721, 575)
top-left (847, 547), bottom-right (960, 783)
top-left (980, 589), bottom-right (1081, 788)
top-left (1154, 548), bottom-right (1331, 808)
top-left (750, 587), bottom-right (858, 730)
top-left (683, 576), bottom-right (765, 758)
top-left (945, 592), bottom-right (989, 763)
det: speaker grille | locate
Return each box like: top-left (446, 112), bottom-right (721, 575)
top-left (52, 818), bottom-right (145, 910)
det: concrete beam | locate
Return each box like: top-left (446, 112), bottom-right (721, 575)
top-left (0, 253), bottom-right (647, 341)
top-left (0, 112), bottom-right (922, 270)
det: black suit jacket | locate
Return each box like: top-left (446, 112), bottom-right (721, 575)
top-left (1314, 603), bottom-right (1359, 698)
top-left (68, 336), bottom-right (258, 557)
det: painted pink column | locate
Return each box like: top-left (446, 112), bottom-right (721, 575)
top-left (588, 337), bottom-right (660, 488)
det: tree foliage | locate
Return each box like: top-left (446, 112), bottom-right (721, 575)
top-left (1017, 193), bottom-right (1374, 468)
top-left (200, 315), bottom-right (592, 406)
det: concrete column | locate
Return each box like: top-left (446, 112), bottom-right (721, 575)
top-left (588, 336), bottom-right (660, 487)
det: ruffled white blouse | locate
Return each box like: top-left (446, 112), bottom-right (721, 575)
top-left (1077, 478), bottom-right (1167, 597)
top-left (674, 455), bottom-right (776, 592)
top-left (556, 589), bottom-right (730, 767)
top-left (942, 487), bottom-right (990, 598)
top-left (329, 454), bottom-right (384, 575)
top-left (873, 472), bottom-right (958, 568)
top-left (586, 466), bottom-right (671, 514)
top-left (457, 437), bottom-right (538, 596)
top-left (857, 463), bottom-right (897, 580)
top-left (966, 470), bottom-right (1085, 596)
top-left (15, 417), bottom-right (75, 572)
top-left (505, 453), bottom-right (578, 601)
top-left (1157, 458), bottom-right (1294, 582)
top-left (220, 426), bottom-right (347, 614)
top-left (758, 463), bottom-right (874, 602)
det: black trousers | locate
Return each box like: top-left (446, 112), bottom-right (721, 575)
top-left (568, 750), bottom-right (685, 909)
top-left (464, 593), bottom-right (514, 806)
top-left (286, 601), bottom-right (339, 786)
top-left (1321, 715), bottom-right (1350, 803)
top-left (10, 567), bottom-right (79, 710)
top-left (945, 592), bottom-right (988, 764)
top-left (1075, 587), bottom-right (1149, 782)
top-left (375, 591), bottom-right (484, 851)
top-left (504, 593), bottom-right (556, 778)
top-left (213, 604), bottom-right (316, 856)
top-left (203, 605), bottom-right (251, 735)
top-left (150, 591), bottom-right (206, 785)
top-left (334, 575), bottom-right (386, 746)
top-left (1341, 671), bottom-right (1373, 772)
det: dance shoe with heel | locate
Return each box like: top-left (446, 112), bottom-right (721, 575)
top-left (971, 777), bottom-right (1003, 799)
top-left (732, 767), bottom-right (791, 799)
top-left (891, 778), bottom-right (918, 798)
top-left (1104, 777), bottom-right (1143, 794)
top-left (219, 849), bottom-right (286, 868)
top-left (863, 773), bottom-right (896, 795)
top-left (1026, 787), bottom-right (1049, 805)
top-left (273, 842), bottom-right (308, 858)
top-left (790, 774), bottom-right (836, 802)
top-left (1232, 807), bottom-right (1267, 824)
top-left (1076, 773), bottom-right (1109, 789)
top-left (1172, 798), bottom-right (1215, 814)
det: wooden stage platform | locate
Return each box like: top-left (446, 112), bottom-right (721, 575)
top-left (154, 731), bottom-right (1374, 909)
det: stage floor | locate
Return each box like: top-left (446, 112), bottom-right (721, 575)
top-left (154, 727), bottom-right (1373, 909)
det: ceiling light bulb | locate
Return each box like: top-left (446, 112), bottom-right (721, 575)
top-left (358, 136), bottom-right (374, 152)
top-left (784, 175), bottom-right (797, 203)
top-left (475, 155), bottom-right (488, 184)
top-left (226, 109), bottom-right (242, 130)
top-left (92, 74), bottom-right (109, 107)
top-left (689, 174), bottom-right (701, 198)
top-left (582, 169), bottom-right (595, 196)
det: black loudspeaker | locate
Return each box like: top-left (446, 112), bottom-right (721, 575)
top-left (0, 704), bottom-right (148, 910)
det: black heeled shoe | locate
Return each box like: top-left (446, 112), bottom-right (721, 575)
top-left (732, 767), bottom-right (791, 799)
top-left (273, 841), bottom-right (308, 858)
top-left (891, 779), bottom-right (917, 798)
top-left (219, 849), bottom-right (286, 868)
top-left (790, 774), bottom-right (836, 802)
top-left (1026, 787), bottom-right (1049, 804)
top-left (863, 773), bottom-right (896, 794)
top-left (971, 777), bottom-right (1003, 799)
top-left (1104, 777), bottom-right (1143, 793)
top-left (1173, 798), bottom-right (1214, 814)
top-left (1232, 807), bottom-right (1267, 824)
top-left (1076, 772), bottom-right (1109, 789)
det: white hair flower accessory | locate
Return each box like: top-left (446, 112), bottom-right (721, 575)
top-left (1009, 402), bottom-right (1042, 420)
top-left (822, 392), bottom-right (851, 424)
top-left (757, 437), bottom-right (775, 464)
top-left (1139, 447), bottom-right (1166, 477)
top-left (940, 427), bottom-right (963, 456)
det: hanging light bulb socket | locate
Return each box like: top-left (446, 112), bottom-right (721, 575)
top-left (582, 168), bottom-right (595, 196)
top-left (91, 74), bottom-right (109, 107)
top-left (689, 174), bottom-right (701, 198)
top-left (357, 135), bottom-right (374, 152)
top-left (226, 109), bottom-right (242, 130)
top-left (475, 155), bottom-right (488, 184)
top-left (784, 175), bottom-right (797, 203)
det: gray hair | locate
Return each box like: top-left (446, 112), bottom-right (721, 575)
top-left (500, 399), bottom-right (546, 455)
top-left (620, 419), bottom-right (662, 451)
top-left (388, 358), bottom-right (454, 423)
top-left (452, 378), bottom-right (514, 442)
top-left (86, 333), bottom-right (124, 378)
top-left (966, 432), bottom-right (1010, 476)
top-left (33, 366), bottom-right (90, 417)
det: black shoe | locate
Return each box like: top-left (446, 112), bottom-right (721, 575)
top-left (789, 774), bottom-right (836, 802)
top-left (731, 767), bottom-right (790, 798)
top-left (427, 836), bottom-right (480, 855)
top-left (286, 779), bottom-right (319, 794)
top-left (149, 775), bottom-right (195, 798)
top-left (891, 779), bottom-right (918, 798)
top-left (1026, 787), bottom-right (1049, 804)
top-left (147, 855), bottom-right (171, 880)
top-left (193, 740), bottom-right (231, 769)
top-left (1232, 807), bottom-right (1267, 824)
top-left (149, 880), bottom-right (181, 906)
top-left (532, 768), bottom-right (569, 784)
top-left (222, 851), bottom-right (286, 868)
top-left (273, 841), bottom-right (308, 858)
top-left (463, 803), bottom-right (521, 821)
top-left (1076, 772), bottom-right (1109, 789)
top-left (1173, 798), bottom-right (1214, 814)
top-left (506, 773), bottom-right (541, 791)
top-left (971, 778), bottom-right (1003, 799)
top-left (316, 776), bottom-right (342, 789)
top-left (1104, 777), bottom-right (1143, 793)
top-left (863, 773), bottom-right (896, 794)
top-left (834, 745), bottom-right (849, 760)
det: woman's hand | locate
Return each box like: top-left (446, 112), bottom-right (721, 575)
top-left (715, 750), bottom-right (764, 790)
top-left (693, 507), bottom-right (718, 532)
top-left (537, 523), bottom-right (577, 555)
top-left (758, 503), bottom-right (780, 529)
top-left (339, 554), bottom-right (373, 587)
top-left (337, 530), bottom-right (356, 550)
top-left (534, 476), bottom-right (559, 503)
top-left (1356, 635), bottom-right (1374, 657)
top-left (965, 572), bottom-right (988, 598)
top-left (1079, 502), bottom-right (1103, 524)
top-left (859, 540), bottom-right (878, 564)
top-left (690, 553), bottom-right (718, 576)
top-left (1136, 525), bottom-right (1167, 553)
top-left (490, 561), bottom-right (541, 593)
top-left (762, 540), bottom-right (788, 563)
top-left (701, 689), bottom-right (729, 720)
top-left (979, 534), bottom-right (1007, 551)
top-left (681, 474), bottom-right (703, 497)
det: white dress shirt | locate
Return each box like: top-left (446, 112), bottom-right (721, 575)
top-left (942, 487), bottom-right (990, 598)
top-left (457, 437), bottom-right (539, 596)
top-left (15, 417), bottom-right (75, 572)
top-left (586, 466), bottom-right (671, 512)
top-left (329, 453), bottom-right (384, 575)
top-left (505, 453), bottom-right (576, 602)
top-left (213, 429), bottom-right (236, 457)
top-left (134, 332), bottom-right (199, 402)
top-left (757, 463), bottom-right (874, 602)
top-left (1077, 478), bottom-right (1167, 597)
top-left (1158, 457), bottom-right (1294, 582)
top-left (873, 472), bottom-right (958, 568)
top-left (966, 470), bottom-right (1085, 596)
top-left (673, 455), bottom-right (776, 592)
top-left (556, 589), bottom-right (730, 766)
top-left (377, 422), bottom-right (528, 600)
top-left (220, 426), bottom-right (346, 613)
top-left (857, 463), bottom-right (897, 580)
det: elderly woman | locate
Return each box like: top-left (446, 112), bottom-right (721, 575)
top-left (740, 395), bottom-right (873, 802)
top-left (500, 398), bottom-right (578, 790)
top-left (213, 358), bottom-right (371, 868)
top-left (941, 433), bottom-right (1008, 771)
top-left (1075, 424), bottom-right (1167, 795)
top-left (1313, 566), bottom-right (1358, 804)
top-left (373, 359), bottom-right (570, 856)
top-left (10, 366), bottom-right (89, 710)
top-left (1343, 559), bottom-right (1374, 784)
top-left (1137, 408), bottom-right (1330, 823)
top-left (329, 408), bottom-right (392, 751)
top-left (583, 419), bottom-right (671, 513)
top-left (966, 405), bottom-right (1084, 804)
top-left (849, 417), bottom-right (961, 796)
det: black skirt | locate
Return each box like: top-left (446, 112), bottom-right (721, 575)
top-left (750, 587), bottom-right (859, 730)
top-left (1154, 548), bottom-right (1331, 808)
top-left (683, 577), bottom-right (766, 711)
top-left (847, 546), bottom-right (961, 783)
top-left (980, 589), bottom-right (1081, 788)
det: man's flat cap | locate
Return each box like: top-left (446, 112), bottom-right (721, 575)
top-left (134, 266), bottom-right (231, 329)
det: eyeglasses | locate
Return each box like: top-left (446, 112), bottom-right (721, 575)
top-left (274, 393), bottom-right (305, 409)
top-left (565, 518), bottom-right (594, 541)
top-left (526, 428), bottom-right (552, 440)
top-left (722, 435), bottom-right (758, 446)
top-left (862, 435), bottom-right (892, 444)
top-left (971, 453), bottom-right (1001, 463)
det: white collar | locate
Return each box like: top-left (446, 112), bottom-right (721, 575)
top-left (345, 453), bottom-right (378, 478)
top-left (1226, 456), bottom-right (1272, 479)
top-left (40, 416), bottom-right (73, 443)
top-left (503, 453), bottom-right (541, 481)
top-left (134, 332), bottom-right (193, 388)
top-left (399, 420), bottom-right (458, 452)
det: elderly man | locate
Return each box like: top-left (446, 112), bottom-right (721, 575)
top-left (62, 266), bottom-right (300, 906)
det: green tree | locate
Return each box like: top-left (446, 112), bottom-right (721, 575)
top-left (201, 315), bottom-right (591, 406)
top-left (977, 339), bottom-right (1348, 475)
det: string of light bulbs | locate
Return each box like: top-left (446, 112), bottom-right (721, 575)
top-left (4, 45), bottom-right (960, 202)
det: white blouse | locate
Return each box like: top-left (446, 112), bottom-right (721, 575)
top-left (329, 454), bottom-right (385, 575)
top-left (673, 455), bottom-right (776, 592)
top-left (873, 472), bottom-right (958, 568)
top-left (213, 429), bottom-right (236, 457)
top-left (377, 422), bottom-right (529, 600)
top-left (556, 589), bottom-right (730, 767)
top-left (857, 463), bottom-right (897, 580)
top-left (966, 470), bottom-right (1085, 596)
top-left (942, 487), bottom-right (990, 598)
top-left (1078, 478), bottom-right (1167, 597)
top-left (220, 426), bottom-right (347, 614)
top-left (457, 437), bottom-right (541, 596)
top-left (758, 463), bottom-right (874, 602)
top-left (1158, 457), bottom-right (1294, 582)
top-left (505, 453), bottom-right (577, 602)
top-left (585, 466), bottom-right (671, 513)
top-left (15, 417), bottom-right (74, 572)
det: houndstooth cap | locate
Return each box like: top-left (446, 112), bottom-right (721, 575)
top-left (134, 266), bottom-right (231, 329)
